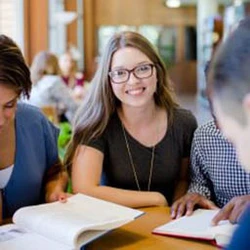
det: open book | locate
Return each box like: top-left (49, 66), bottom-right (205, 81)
top-left (152, 209), bottom-right (238, 248)
top-left (0, 194), bottom-right (143, 250)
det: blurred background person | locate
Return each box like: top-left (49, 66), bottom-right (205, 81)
top-left (28, 51), bottom-right (79, 123)
top-left (59, 51), bottom-right (86, 100)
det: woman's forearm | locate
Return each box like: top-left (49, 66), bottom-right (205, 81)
top-left (73, 185), bottom-right (168, 208)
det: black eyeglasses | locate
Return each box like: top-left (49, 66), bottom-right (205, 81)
top-left (109, 63), bottom-right (155, 84)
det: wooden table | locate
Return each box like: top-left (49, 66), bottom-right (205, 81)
top-left (87, 207), bottom-right (218, 250)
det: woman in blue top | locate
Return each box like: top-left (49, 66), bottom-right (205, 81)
top-left (0, 35), bottom-right (68, 223)
top-left (208, 17), bottom-right (250, 250)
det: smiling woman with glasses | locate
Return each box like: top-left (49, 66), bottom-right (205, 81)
top-left (65, 31), bottom-right (197, 208)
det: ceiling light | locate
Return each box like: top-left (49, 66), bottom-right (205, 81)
top-left (165, 0), bottom-right (181, 8)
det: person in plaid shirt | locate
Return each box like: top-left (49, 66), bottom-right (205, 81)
top-left (171, 118), bottom-right (250, 224)
top-left (171, 60), bottom-right (250, 225)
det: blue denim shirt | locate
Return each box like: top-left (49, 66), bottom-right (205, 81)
top-left (2, 103), bottom-right (59, 218)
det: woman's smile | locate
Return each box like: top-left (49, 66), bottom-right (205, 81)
top-left (125, 87), bottom-right (146, 95)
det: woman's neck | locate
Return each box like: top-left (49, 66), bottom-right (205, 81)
top-left (118, 103), bottom-right (167, 147)
top-left (118, 103), bottom-right (159, 128)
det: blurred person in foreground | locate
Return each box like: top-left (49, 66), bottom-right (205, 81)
top-left (171, 61), bottom-right (250, 227)
top-left (208, 17), bottom-right (250, 250)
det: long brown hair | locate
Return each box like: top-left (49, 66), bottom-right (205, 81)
top-left (64, 31), bottom-right (178, 170)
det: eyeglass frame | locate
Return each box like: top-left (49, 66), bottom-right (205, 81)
top-left (108, 63), bottom-right (156, 84)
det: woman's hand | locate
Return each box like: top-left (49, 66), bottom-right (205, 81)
top-left (212, 195), bottom-right (250, 225)
top-left (171, 193), bottom-right (218, 219)
top-left (46, 191), bottom-right (72, 203)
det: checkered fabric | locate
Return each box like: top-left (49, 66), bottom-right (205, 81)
top-left (188, 120), bottom-right (250, 208)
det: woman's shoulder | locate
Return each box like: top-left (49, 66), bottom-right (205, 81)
top-left (16, 104), bottom-right (59, 163)
top-left (174, 107), bottom-right (194, 117)
top-left (104, 112), bottom-right (120, 132)
top-left (17, 102), bottom-right (44, 119)
top-left (17, 102), bottom-right (57, 128)
top-left (194, 120), bottom-right (219, 138)
top-left (17, 102), bottom-right (59, 138)
top-left (173, 107), bottom-right (197, 127)
top-left (95, 112), bottom-right (120, 141)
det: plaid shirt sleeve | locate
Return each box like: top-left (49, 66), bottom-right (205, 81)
top-left (188, 131), bottom-right (212, 199)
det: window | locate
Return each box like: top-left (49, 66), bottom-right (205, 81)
top-left (98, 25), bottom-right (177, 68)
top-left (0, 0), bottom-right (24, 52)
top-left (98, 26), bottom-right (136, 56)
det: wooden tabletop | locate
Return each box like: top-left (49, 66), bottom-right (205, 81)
top-left (87, 206), bottom-right (218, 250)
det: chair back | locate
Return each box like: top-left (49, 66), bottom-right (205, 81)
top-left (41, 105), bottom-right (59, 124)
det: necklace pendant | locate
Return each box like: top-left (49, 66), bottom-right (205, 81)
top-left (121, 123), bottom-right (155, 192)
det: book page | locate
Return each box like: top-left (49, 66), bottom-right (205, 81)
top-left (0, 224), bottom-right (26, 243)
top-left (212, 223), bottom-right (238, 247)
top-left (75, 230), bottom-right (107, 248)
top-left (0, 224), bottom-right (70, 250)
top-left (13, 194), bottom-right (143, 248)
top-left (153, 209), bottom-right (235, 243)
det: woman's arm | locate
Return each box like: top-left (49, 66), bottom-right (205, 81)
top-left (173, 157), bottom-right (190, 201)
top-left (72, 145), bottom-right (167, 208)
